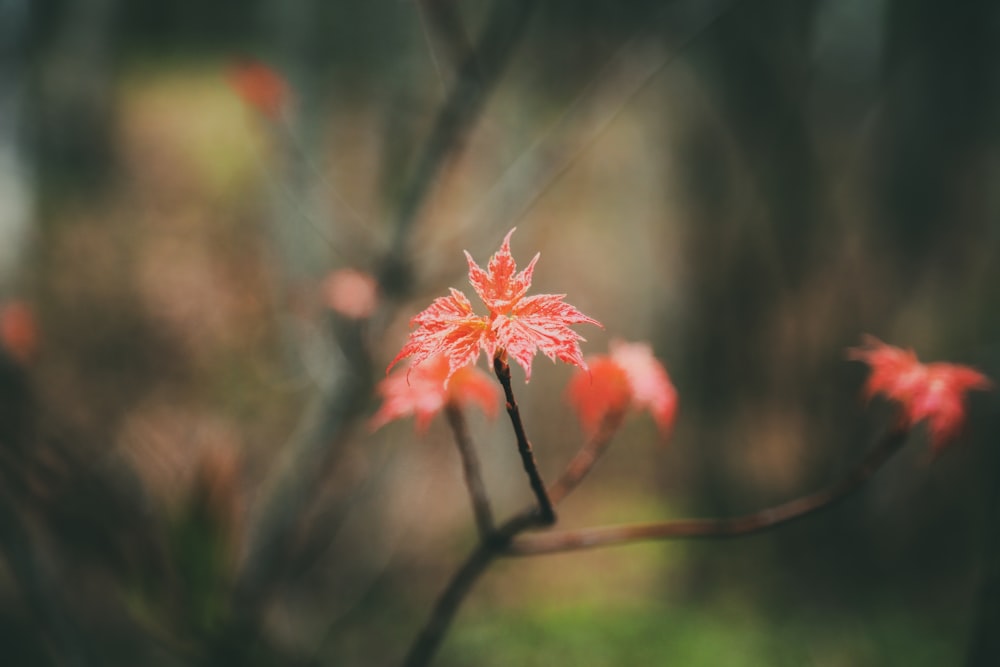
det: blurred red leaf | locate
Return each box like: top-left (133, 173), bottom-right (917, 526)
top-left (371, 354), bottom-right (499, 432)
top-left (849, 335), bottom-right (992, 453)
top-left (323, 268), bottom-right (379, 320)
top-left (566, 356), bottom-right (631, 435)
top-left (0, 300), bottom-right (38, 365)
top-left (227, 60), bottom-right (289, 120)
top-left (567, 339), bottom-right (677, 440)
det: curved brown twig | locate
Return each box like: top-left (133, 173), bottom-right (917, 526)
top-left (547, 410), bottom-right (626, 505)
top-left (509, 428), bottom-right (909, 556)
top-left (401, 510), bottom-right (543, 667)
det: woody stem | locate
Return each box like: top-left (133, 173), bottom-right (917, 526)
top-left (493, 356), bottom-right (556, 524)
top-left (444, 402), bottom-right (495, 539)
top-left (547, 410), bottom-right (626, 505)
top-left (400, 510), bottom-right (543, 667)
top-left (508, 427), bottom-right (909, 556)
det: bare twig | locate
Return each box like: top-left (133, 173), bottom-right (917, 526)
top-left (547, 410), bottom-right (626, 505)
top-left (509, 428), bottom-right (909, 556)
top-left (444, 402), bottom-right (495, 539)
top-left (493, 356), bottom-right (556, 524)
top-left (401, 510), bottom-right (543, 667)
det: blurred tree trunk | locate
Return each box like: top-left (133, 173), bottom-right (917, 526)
top-left (874, 7), bottom-right (1000, 661)
top-left (874, 0), bottom-right (1000, 274)
top-left (672, 0), bottom-right (823, 513)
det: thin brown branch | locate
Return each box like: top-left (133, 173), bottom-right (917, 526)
top-left (508, 428), bottom-right (909, 556)
top-left (444, 402), bottom-right (495, 539)
top-left (401, 510), bottom-right (543, 667)
top-left (493, 356), bottom-right (556, 524)
top-left (547, 410), bottom-right (626, 505)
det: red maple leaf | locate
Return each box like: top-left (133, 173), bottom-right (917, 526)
top-left (370, 354), bottom-right (499, 432)
top-left (389, 228), bottom-right (601, 383)
top-left (567, 339), bottom-right (678, 439)
top-left (388, 289), bottom-right (492, 381)
top-left (848, 336), bottom-right (992, 453)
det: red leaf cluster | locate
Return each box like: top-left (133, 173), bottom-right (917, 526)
top-left (389, 228), bottom-right (601, 384)
top-left (848, 335), bottom-right (992, 453)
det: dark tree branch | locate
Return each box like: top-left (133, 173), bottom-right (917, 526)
top-left (401, 510), bottom-right (543, 667)
top-left (401, 403), bottom-right (625, 665)
top-left (444, 402), bottom-right (495, 539)
top-left (493, 356), bottom-right (556, 524)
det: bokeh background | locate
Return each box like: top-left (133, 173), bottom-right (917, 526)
top-left (1, 0), bottom-right (999, 665)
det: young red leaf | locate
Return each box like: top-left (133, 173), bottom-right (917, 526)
top-left (567, 339), bottom-right (678, 439)
top-left (371, 355), bottom-right (499, 432)
top-left (387, 289), bottom-right (492, 382)
top-left (909, 363), bottom-right (993, 454)
top-left (493, 293), bottom-right (598, 382)
top-left (609, 340), bottom-right (678, 438)
top-left (390, 228), bottom-right (600, 384)
top-left (847, 334), bottom-right (925, 403)
top-left (464, 228), bottom-right (538, 313)
top-left (848, 336), bottom-right (992, 453)
top-left (566, 357), bottom-right (632, 435)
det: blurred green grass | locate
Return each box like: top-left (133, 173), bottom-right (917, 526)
top-left (437, 601), bottom-right (959, 667)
